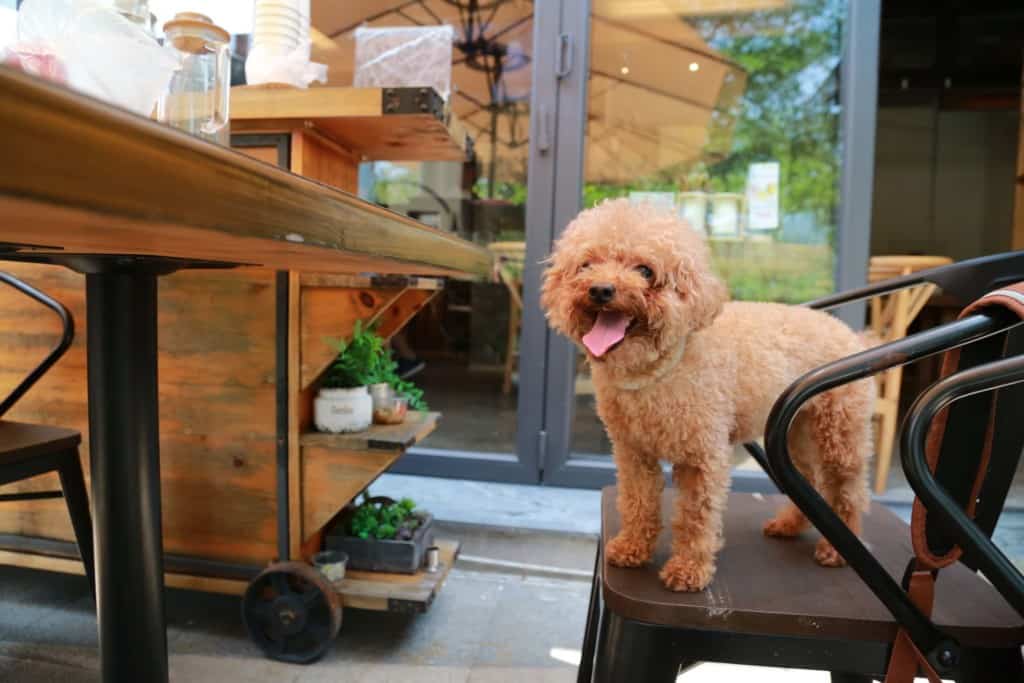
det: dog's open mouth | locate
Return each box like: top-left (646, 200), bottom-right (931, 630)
top-left (582, 310), bottom-right (634, 357)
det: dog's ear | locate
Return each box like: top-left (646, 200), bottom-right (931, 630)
top-left (539, 252), bottom-right (569, 328)
top-left (675, 250), bottom-right (728, 331)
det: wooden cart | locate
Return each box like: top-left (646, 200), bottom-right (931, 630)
top-left (0, 81), bottom-right (486, 662)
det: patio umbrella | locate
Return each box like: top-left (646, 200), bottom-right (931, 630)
top-left (309, 1), bottom-right (781, 187)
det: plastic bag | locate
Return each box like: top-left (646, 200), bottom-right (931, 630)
top-left (354, 25), bottom-right (454, 101)
top-left (245, 39), bottom-right (327, 89)
top-left (9, 0), bottom-right (178, 117)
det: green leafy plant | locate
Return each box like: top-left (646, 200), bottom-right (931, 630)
top-left (321, 322), bottom-right (428, 410)
top-left (349, 493), bottom-right (422, 541)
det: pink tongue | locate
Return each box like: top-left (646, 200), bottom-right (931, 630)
top-left (582, 311), bottom-right (631, 357)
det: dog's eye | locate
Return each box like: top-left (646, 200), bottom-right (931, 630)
top-left (578, 261), bottom-right (591, 272)
top-left (635, 265), bottom-right (654, 281)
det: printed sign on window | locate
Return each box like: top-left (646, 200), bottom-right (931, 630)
top-left (746, 162), bottom-right (780, 231)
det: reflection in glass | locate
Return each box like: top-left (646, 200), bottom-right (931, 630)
top-left (573, 0), bottom-right (847, 458)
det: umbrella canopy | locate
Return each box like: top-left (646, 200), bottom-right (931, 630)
top-left (310, 1), bottom-right (783, 185)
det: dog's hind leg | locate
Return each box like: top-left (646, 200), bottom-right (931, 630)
top-left (763, 412), bottom-right (817, 538)
top-left (606, 444), bottom-right (664, 568)
top-left (808, 383), bottom-right (873, 567)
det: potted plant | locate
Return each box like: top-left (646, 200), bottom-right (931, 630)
top-left (325, 492), bottom-right (435, 574)
top-left (314, 322), bottom-right (380, 433)
top-left (364, 342), bottom-right (428, 424)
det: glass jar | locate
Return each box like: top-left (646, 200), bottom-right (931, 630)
top-left (157, 13), bottom-right (231, 146)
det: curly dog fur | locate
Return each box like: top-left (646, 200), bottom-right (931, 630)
top-left (541, 200), bottom-right (873, 592)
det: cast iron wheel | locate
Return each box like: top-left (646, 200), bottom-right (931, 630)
top-left (242, 561), bottom-right (342, 663)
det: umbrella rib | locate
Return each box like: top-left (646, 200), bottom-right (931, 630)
top-left (591, 68), bottom-right (718, 112)
top-left (396, 8), bottom-right (426, 25)
top-left (327, 0), bottom-right (421, 38)
top-left (488, 15), bottom-right (531, 42)
top-left (417, 0), bottom-right (443, 24)
top-left (591, 14), bottom-right (744, 73)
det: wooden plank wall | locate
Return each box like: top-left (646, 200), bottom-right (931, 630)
top-left (0, 263), bottom-right (281, 565)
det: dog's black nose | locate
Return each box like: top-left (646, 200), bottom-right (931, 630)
top-left (588, 284), bottom-right (616, 304)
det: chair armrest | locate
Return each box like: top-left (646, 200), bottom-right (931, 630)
top-left (902, 355), bottom-right (1024, 616)
top-left (0, 271), bottom-right (74, 418)
top-left (762, 310), bottom-right (1017, 675)
top-left (807, 250), bottom-right (1024, 311)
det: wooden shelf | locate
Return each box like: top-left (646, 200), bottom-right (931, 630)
top-left (336, 538), bottom-right (460, 612)
top-left (231, 85), bottom-right (471, 162)
top-left (301, 411), bottom-right (440, 451)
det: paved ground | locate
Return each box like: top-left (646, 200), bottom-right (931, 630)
top-left (2, 474), bottom-right (1021, 682)
top-left (0, 562), bottom-right (593, 683)
top-left (0, 562), bottom-right (927, 683)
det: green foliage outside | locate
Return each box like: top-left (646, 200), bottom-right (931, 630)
top-left (349, 494), bottom-right (420, 541)
top-left (322, 321), bottom-right (428, 411)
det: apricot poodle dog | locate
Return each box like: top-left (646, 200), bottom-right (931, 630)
top-left (541, 200), bottom-right (874, 592)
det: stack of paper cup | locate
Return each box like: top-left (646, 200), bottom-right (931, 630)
top-left (247, 0), bottom-right (324, 87)
top-left (252, 0), bottom-right (305, 56)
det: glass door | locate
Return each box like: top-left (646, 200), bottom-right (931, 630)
top-left (543, 0), bottom-right (879, 487)
top-left (313, 1), bottom-right (568, 483)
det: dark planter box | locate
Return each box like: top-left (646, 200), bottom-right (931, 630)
top-left (325, 513), bottom-right (435, 574)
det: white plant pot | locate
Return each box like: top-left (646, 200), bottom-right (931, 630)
top-left (314, 386), bottom-right (372, 433)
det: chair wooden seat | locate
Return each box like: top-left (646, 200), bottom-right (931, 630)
top-left (0, 421), bottom-right (81, 465)
top-left (601, 489), bottom-right (1023, 648)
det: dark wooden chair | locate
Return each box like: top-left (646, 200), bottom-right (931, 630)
top-left (0, 272), bottom-right (94, 593)
top-left (578, 252), bottom-right (1024, 682)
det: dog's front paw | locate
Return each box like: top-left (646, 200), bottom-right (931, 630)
top-left (659, 555), bottom-right (714, 592)
top-left (606, 533), bottom-right (654, 568)
top-left (814, 538), bottom-right (846, 567)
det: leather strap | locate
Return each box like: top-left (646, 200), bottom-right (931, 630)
top-left (886, 282), bottom-right (1024, 682)
top-left (884, 570), bottom-right (942, 683)
top-left (910, 283), bottom-right (1024, 568)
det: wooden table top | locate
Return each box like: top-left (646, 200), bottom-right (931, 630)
top-left (601, 488), bottom-right (1024, 646)
top-left (0, 68), bottom-right (490, 278)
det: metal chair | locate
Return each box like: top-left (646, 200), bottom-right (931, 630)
top-left (0, 272), bottom-right (94, 593)
top-left (578, 252), bottom-right (1024, 682)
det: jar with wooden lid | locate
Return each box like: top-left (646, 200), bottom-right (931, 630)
top-left (157, 12), bottom-right (231, 145)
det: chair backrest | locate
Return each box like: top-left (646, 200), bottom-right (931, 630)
top-left (0, 271), bottom-right (74, 418)
top-left (764, 250), bottom-right (1024, 673)
top-left (920, 322), bottom-right (1024, 564)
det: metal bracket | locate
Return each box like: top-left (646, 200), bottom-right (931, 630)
top-left (382, 87), bottom-right (446, 120)
top-left (0, 253), bottom-right (245, 275)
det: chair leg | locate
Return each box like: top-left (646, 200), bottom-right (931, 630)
top-left (57, 448), bottom-right (95, 598)
top-left (577, 546), bottom-right (602, 683)
top-left (594, 610), bottom-right (680, 683)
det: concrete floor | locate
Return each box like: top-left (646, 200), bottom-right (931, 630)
top-left (0, 563), bottom-right (592, 683)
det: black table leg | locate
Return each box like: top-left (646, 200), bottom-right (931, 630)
top-left (85, 268), bottom-right (167, 683)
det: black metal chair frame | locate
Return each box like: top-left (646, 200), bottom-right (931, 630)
top-left (0, 272), bottom-right (95, 593)
top-left (579, 251), bottom-right (1024, 682)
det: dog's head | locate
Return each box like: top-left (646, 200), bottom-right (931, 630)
top-left (540, 199), bottom-right (727, 373)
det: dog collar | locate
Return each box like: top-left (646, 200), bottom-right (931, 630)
top-left (611, 338), bottom-right (687, 391)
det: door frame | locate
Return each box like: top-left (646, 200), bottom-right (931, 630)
top-left (541, 0), bottom-right (883, 489)
top-left (393, 0), bottom-right (566, 484)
